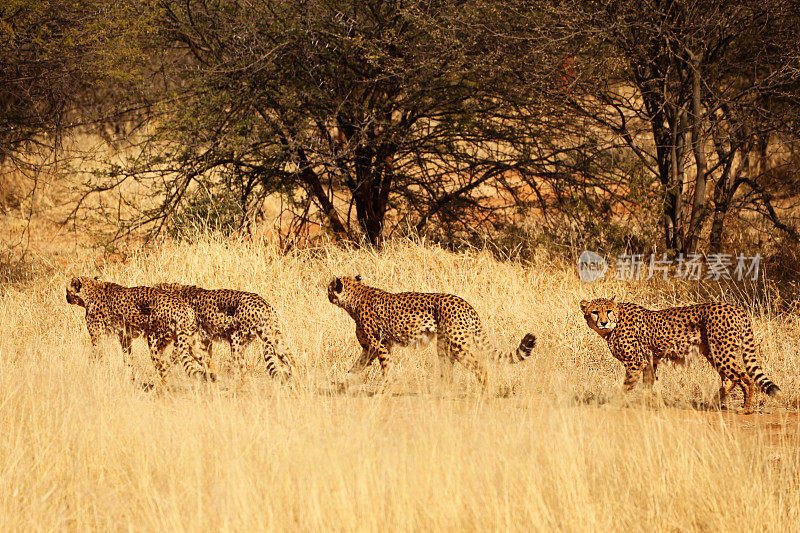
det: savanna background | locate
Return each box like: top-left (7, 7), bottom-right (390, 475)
top-left (2, 1), bottom-right (800, 530)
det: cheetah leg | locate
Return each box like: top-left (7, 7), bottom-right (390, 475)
top-left (176, 331), bottom-right (213, 382)
top-left (346, 340), bottom-right (391, 391)
top-left (147, 333), bottom-right (171, 390)
top-left (436, 335), bottom-right (455, 385)
top-left (714, 378), bottom-right (737, 408)
top-left (623, 367), bottom-right (641, 391)
top-left (708, 338), bottom-right (755, 414)
top-left (737, 373), bottom-right (755, 414)
top-left (204, 337), bottom-right (216, 381)
top-left (86, 320), bottom-right (105, 362)
top-left (719, 370), bottom-right (754, 414)
top-left (194, 330), bottom-right (214, 378)
top-left (642, 364), bottom-right (655, 388)
top-left (117, 327), bottom-right (134, 382)
top-left (274, 348), bottom-right (296, 382)
top-left (375, 345), bottom-right (391, 379)
top-left (373, 343), bottom-right (394, 395)
top-left (230, 331), bottom-right (254, 383)
top-left (348, 344), bottom-right (375, 374)
top-left (275, 348), bottom-right (296, 374)
top-left (638, 345), bottom-right (658, 389)
top-left (448, 341), bottom-right (487, 390)
top-left (340, 345), bottom-right (373, 390)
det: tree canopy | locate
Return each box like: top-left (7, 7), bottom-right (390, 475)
top-left (3, 0), bottom-right (800, 254)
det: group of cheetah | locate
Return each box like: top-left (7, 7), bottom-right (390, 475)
top-left (66, 277), bottom-right (294, 389)
top-left (67, 275), bottom-right (780, 413)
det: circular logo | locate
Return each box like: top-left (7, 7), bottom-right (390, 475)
top-left (578, 250), bottom-right (607, 283)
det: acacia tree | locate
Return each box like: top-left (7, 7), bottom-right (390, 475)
top-left (0, 0), bottom-right (155, 279)
top-left (62, 0), bottom-right (800, 255)
top-left (552, 0), bottom-right (800, 253)
top-left (2, 1), bottom-right (91, 212)
top-left (91, 0), bottom-right (565, 245)
top-left (1, 0), bottom-right (154, 179)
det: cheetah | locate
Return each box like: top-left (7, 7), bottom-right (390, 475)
top-left (580, 297), bottom-right (780, 413)
top-left (66, 276), bottom-right (214, 387)
top-left (327, 276), bottom-right (537, 388)
top-left (156, 283), bottom-right (295, 381)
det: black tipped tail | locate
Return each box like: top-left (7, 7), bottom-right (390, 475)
top-left (750, 369), bottom-right (780, 398)
top-left (515, 333), bottom-right (537, 362)
top-left (740, 323), bottom-right (779, 400)
top-left (264, 355), bottom-right (279, 379)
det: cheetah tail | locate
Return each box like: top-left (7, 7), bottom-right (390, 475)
top-left (742, 322), bottom-right (780, 397)
top-left (509, 333), bottom-right (537, 363)
top-left (263, 352), bottom-right (281, 379)
top-left (260, 339), bottom-right (291, 381)
top-left (476, 328), bottom-right (536, 364)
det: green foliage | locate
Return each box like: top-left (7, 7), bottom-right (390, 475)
top-left (168, 187), bottom-right (245, 239)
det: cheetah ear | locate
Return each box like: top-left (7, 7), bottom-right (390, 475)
top-left (94, 276), bottom-right (102, 281)
top-left (355, 274), bottom-right (362, 282)
top-left (579, 300), bottom-right (589, 313)
top-left (610, 295), bottom-right (616, 302)
top-left (71, 277), bottom-right (82, 292)
top-left (334, 277), bottom-right (343, 293)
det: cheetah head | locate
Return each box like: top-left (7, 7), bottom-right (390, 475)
top-left (580, 297), bottom-right (618, 336)
top-left (327, 275), bottom-right (363, 309)
top-left (66, 276), bottom-right (104, 307)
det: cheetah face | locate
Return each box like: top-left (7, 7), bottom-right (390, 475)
top-left (66, 277), bottom-right (84, 306)
top-left (66, 276), bottom-right (103, 307)
top-left (580, 297), bottom-right (618, 335)
top-left (327, 275), bottom-right (362, 308)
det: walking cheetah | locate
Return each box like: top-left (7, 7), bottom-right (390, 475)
top-left (580, 297), bottom-right (780, 413)
top-left (327, 276), bottom-right (536, 387)
top-left (66, 276), bottom-right (214, 387)
top-left (157, 283), bottom-right (295, 381)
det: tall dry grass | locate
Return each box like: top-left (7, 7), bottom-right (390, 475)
top-left (0, 236), bottom-right (798, 531)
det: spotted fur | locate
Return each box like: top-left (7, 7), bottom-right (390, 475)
top-left (327, 276), bottom-right (536, 387)
top-left (156, 283), bottom-right (295, 381)
top-left (580, 297), bottom-right (780, 413)
top-left (66, 276), bottom-right (214, 387)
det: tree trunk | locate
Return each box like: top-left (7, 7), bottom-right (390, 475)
top-left (709, 130), bottom-right (750, 253)
top-left (686, 54), bottom-right (708, 253)
top-left (708, 160), bottom-right (741, 253)
top-left (351, 145), bottom-right (392, 246)
top-left (708, 191), bottom-right (730, 253)
top-left (664, 103), bottom-right (688, 251)
top-left (295, 155), bottom-right (351, 241)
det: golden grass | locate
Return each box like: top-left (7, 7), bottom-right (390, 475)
top-left (1, 236), bottom-right (798, 531)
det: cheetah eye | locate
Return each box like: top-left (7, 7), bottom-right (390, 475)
top-left (608, 311), bottom-right (615, 320)
top-left (590, 311), bottom-right (598, 319)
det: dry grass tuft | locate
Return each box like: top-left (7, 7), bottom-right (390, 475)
top-left (1, 236), bottom-right (798, 530)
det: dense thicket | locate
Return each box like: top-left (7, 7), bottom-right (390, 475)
top-left (2, 0), bottom-right (800, 254)
top-left (0, 0), bottom-right (154, 205)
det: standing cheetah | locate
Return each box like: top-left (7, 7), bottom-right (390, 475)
top-left (580, 297), bottom-right (780, 413)
top-left (157, 283), bottom-right (295, 381)
top-left (327, 276), bottom-right (536, 388)
top-left (66, 276), bottom-right (214, 387)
